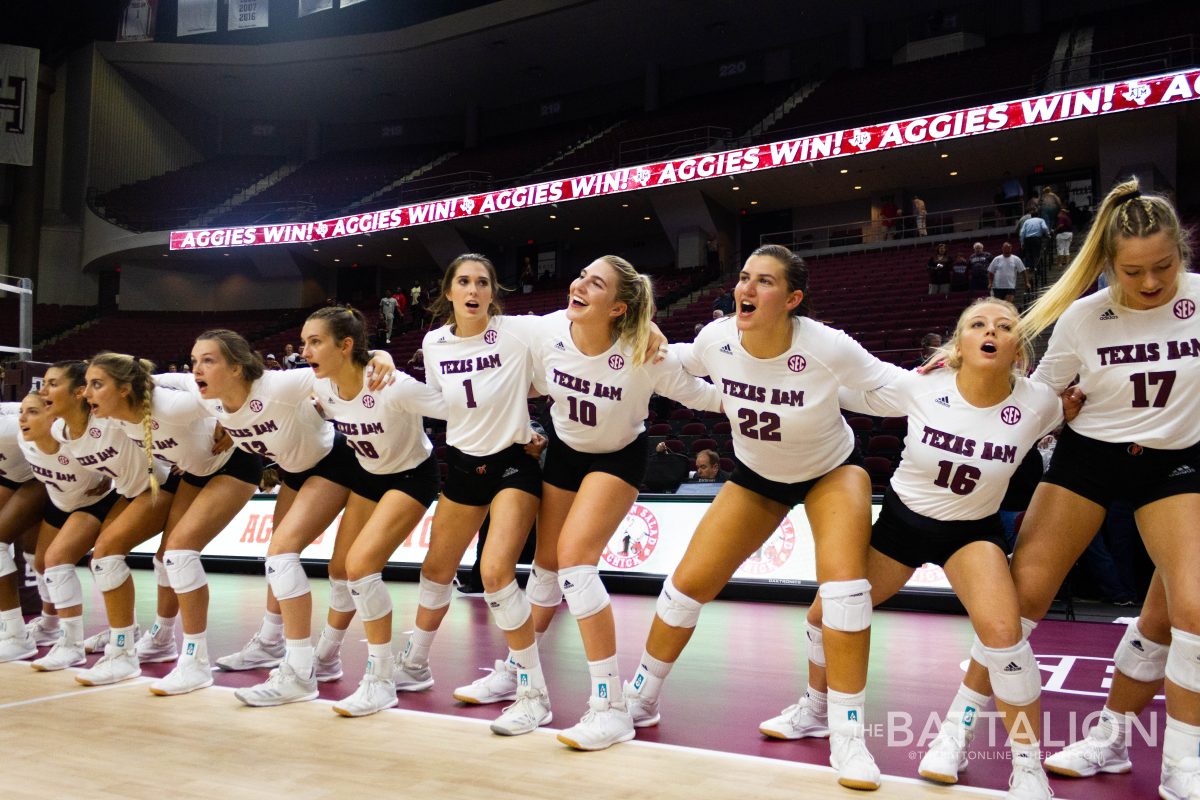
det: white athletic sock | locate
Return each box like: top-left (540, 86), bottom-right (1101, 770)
top-left (0, 607), bottom-right (22, 637)
top-left (316, 626), bottom-right (346, 660)
top-left (62, 616), bottom-right (83, 645)
top-left (827, 688), bottom-right (866, 735)
top-left (111, 624), bottom-right (137, 653)
top-left (805, 686), bottom-right (828, 717)
top-left (1010, 741), bottom-right (1042, 770)
top-left (284, 639), bottom-right (314, 676)
top-left (150, 615), bottom-right (176, 641)
top-left (947, 683), bottom-right (990, 736)
top-left (511, 642), bottom-right (545, 691)
top-left (402, 627), bottom-right (436, 667)
top-left (260, 611), bottom-right (284, 643)
top-left (39, 611), bottom-right (60, 631)
top-left (182, 630), bottom-right (208, 661)
top-left (588, 655), bottom-right (622, 704)
top-left (1164, 716), bottom-right (1200, 762)
top-left (366, 641), bottom-right (392, 677)
top-left (630, 650), bottom-right (673, 701)
top-left (1096, 705), bottom-right (1130, 746)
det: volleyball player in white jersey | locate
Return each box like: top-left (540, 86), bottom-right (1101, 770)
top-left (32, 360), bottom-right (168, 673)
top-left (288, 306), bottom-right (447, 717)
top-left (523, 255), bottom-right (720, 749)
top-left (802, 298), bottom-right (1060, 799)
top-left (923, 179), bottom-right (1200, 800)
top-left (157, 329), bottom-right (394, 706)
top-left (621, 244), bottom-right (898, 788)
top-left (80, 353), bottom-right (264, 694)
top-left (0, 401), bottom-right (49, 662)
top-left (391, 254), bottom-right (548, 718)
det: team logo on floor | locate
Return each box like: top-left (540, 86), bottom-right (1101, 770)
top-left (1175, 298), bottom-right (1195, 319)
top-left (608, 355), bottom-right (625, 371)
top-left (737, 518), bottom-right (797, 575)
top-left (601, 504), bottom-right (659, 569)
top-left (484, 330), bottom-right (497, 344)
top-left (787, 354), bottom-right (807, 373)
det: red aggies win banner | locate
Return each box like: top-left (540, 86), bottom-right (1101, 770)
top-left (170, 68), bottom-right (1200, 251)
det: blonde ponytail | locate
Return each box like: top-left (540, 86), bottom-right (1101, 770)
top-left (89, 353), bottom-right (160, 500)
top-left (1019, 177), bottom-right (1192, 348)
top-left (602, 257), bottom-right (657, 367)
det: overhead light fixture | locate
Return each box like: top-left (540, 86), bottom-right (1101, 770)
top-left (1054, 155), bottom-right (1064, 161)
top-left (333, 258), bottom-right (341, 262)
top-left (223, 252), bottom-right (230, 257)
top-left (839, 169), bottom-right (848, 174)
top-left (549, 214), bottom-right (557, 219)
top-left (853, 185), bottom-right (862, 190)
top-left (385, 253), bottom-right (392, 257)
top-left (643, 216), bottom-right (651, 221)
top-left (402, 236), bottom-right (409, 241)
top-left (356, 243), bottom-right (363, 248)
top-left (949, 171), bottom-right (958, 176)
top-left (621, 203), bottom-right (629, 208)
top-left (750, 200), bottom-right (759, 205)
top-left (940, 153), bottom-right (949, 159)
top-left (731, 186), bottom-right (740, 191)
top-left (483, 225), bottom-right (489, 229)
top-left (573, 226), bottom-right (581, 231)
top-left (1049, 136), bottom-right (1059, 142)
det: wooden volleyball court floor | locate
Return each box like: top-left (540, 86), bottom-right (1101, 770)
top-left (0, 570), bottom-right (1158, 799)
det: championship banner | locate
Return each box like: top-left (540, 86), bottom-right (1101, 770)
top-left (0, 45), bottom-right (38, 167)
top-left (117, 0), bottom-right (158, 42)
top-left (171, 67), bottom-right (1200, 250)
top-left (177, 0), bottom-right (218, 36)
top-left (229, 0), bottom-right (269, 31)
top-left (299, 0), bottom-right (334, 16)
top-left (130, 497), bottom-right (950, 590)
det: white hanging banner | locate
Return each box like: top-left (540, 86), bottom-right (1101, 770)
top-left (177, 0), bottom-right (218, 36)
top-left (0, 45), bottom-right (39, 167)
top-left (229, 0), bottom-right (269, 30)
top-left (299, 0), bottom-right (334, 16)
top-left (340, 0), bottom-right (369, 6)
top-left (117, 0), bottom-right (158, 42)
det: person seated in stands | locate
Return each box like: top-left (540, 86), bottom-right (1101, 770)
top-left (405, 349), bottom-right (426, 383)
top-left (712, 309), bottom-right (724, 320)
top-left (689, 449), bottom-right (729, 484)
top-left (264, 354), bottom-right (282, 371)
top-left (951, 253), bottom-right (970, 291)
top-left (901, 333), bottom-right (942, 370)
top-left (644, 441), bottom-right (690, 493)
top-left (712, 288), bottom-right (734, 316)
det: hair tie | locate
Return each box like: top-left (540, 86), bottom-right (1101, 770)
top-left (1114, 189), bottom-right (1141, 204)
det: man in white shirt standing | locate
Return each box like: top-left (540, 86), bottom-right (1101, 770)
top-left (987, 242), bottom-right (1030, 303)
top-left (1019, 212), bottom-right (1051, 280)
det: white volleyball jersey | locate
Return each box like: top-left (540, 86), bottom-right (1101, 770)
top-left (679, 316), bottom-right (903, 483)
top-left (532, 313), bottom-right (721, 454)
top-left (52, 416), bottom-right (167, 499)
top-left (841, 371), bottom-right (1062, 520)
top-left (424, 314), bottom-right (543, 456)
top-left (0, 404), bottom-right (33, 484)
top-left (156, 370), bottom-right (334, 472)
top-left (1033, 271), bottom-right (1200, 449)
top-left (20, 438), bottom-right (111, 513)
top-left (110, 388), bottom-right (232, 478)
top-left (315, 371), bottom-right (445, 474)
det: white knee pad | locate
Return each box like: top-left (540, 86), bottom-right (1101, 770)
top-left (806, 621), bottom-right (827, 668)
top-left (417, 574), bottom-right (453, 610)
top-left (0, 546), bottom-right (15, 579)
top-left (972, 617), bottom-right (1038, 666)
top-left (819, 579), bottom-right (872, 632)
top-left (982, 641), bottom-right (1041, 706)
top-left (34, 569), bottom-right (51, 604)
top-left (655, 576), bottom-right (703, 629)
top-left (328, 578), bottom-right (355, 613)
top-left (90, 555), bottom-right (131, 593)
top-left (43, 564), bottom-right (83, 609)
top-left (264, 553), bottom-right (310, 601)
top-left (485, 580), bottom-right (532, 631)
top-left (559, 565), bottom-right (609, 620)
top-left (348, 573), bottom-right (392, 622)
top-left (164, 550), bottom-right (208, 595)
top-left (152, 555), bottom-right (171, 588)
top-left (525, 564), bottom-right (562, 608)
top-left (1112, 618), bottom-right (1169, 683)
top-left (1166, 627), bottom-right (1200, 693)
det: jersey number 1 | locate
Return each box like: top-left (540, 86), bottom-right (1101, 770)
top-left (463, 379), bottom-right (477, 409)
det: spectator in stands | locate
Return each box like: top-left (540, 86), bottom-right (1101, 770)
top-left (409, 280), bottom-right (422, 306)
top-left (282, 344), bottom-right (301, 369)
top-left (264, 354), bottom-right (282, 371)
top-left (520, 260), bottom-right (535, 294)
top-left (967, 242), bottom-right (991, 291)
top-left (405, 348), bottom-right (425, 382)
top-left (987, 242), bottom-right (1029, 303)
top-left (166, 363), bottom-right (179, 372)
top-left (912, 195), bottom-right (928, 237)
top-left (879, 196), bottom-right (900, 240)
top-left (379, 290), bottom-right (398, 343)
top-left (689, 449), bottom-right (728, 484)
top-left (926, 242), bottom-right (952, 294)
top-left (902, 332), bottom-right (942, 370)
top-left (712, 288), bottom-right (735, 316)
top-left (712, 309), bottom-right (724, 320)
top-left (644, 441), bottom-right (690, 493)
top-left (1019, 209), bottom-right (1051, 280)
top-left (1014, 199), bottom-right (1038, 238)
top-left (1039, 185), bottom-right (1062, 229)
top-left (951, 253), bottom-right (970, 291)
top-left (1054, 206), bottom-right (1074, 269)
top-left (393, 288), bottom-right (409, 332)
top-left (693, 322), bottom-right (705, 338)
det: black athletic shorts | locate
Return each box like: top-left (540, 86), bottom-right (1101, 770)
top-left (1042, 425), bottom-right (1200, 510)
top-left (543, 430), bottom-right (648, 493)
top-left (352, 454), bottom-right (440, 507)
top-left (0, 475), bottom-right (22, 491)
top-left (183, 448), bottom-right (264, 489)
top-left (441, 443), bottom-right (542, 507)
top-left (729, 446), bottom-right (866, 508)
top-left (870, 488), bottom-right (1008, 569)
top-left (280, 432), bottom-right (359, 493)
top-left (44, 491), bottom-right (120, 530)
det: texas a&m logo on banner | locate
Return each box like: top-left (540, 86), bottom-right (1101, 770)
top-left (0, 45), bottom-right (39, 167)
